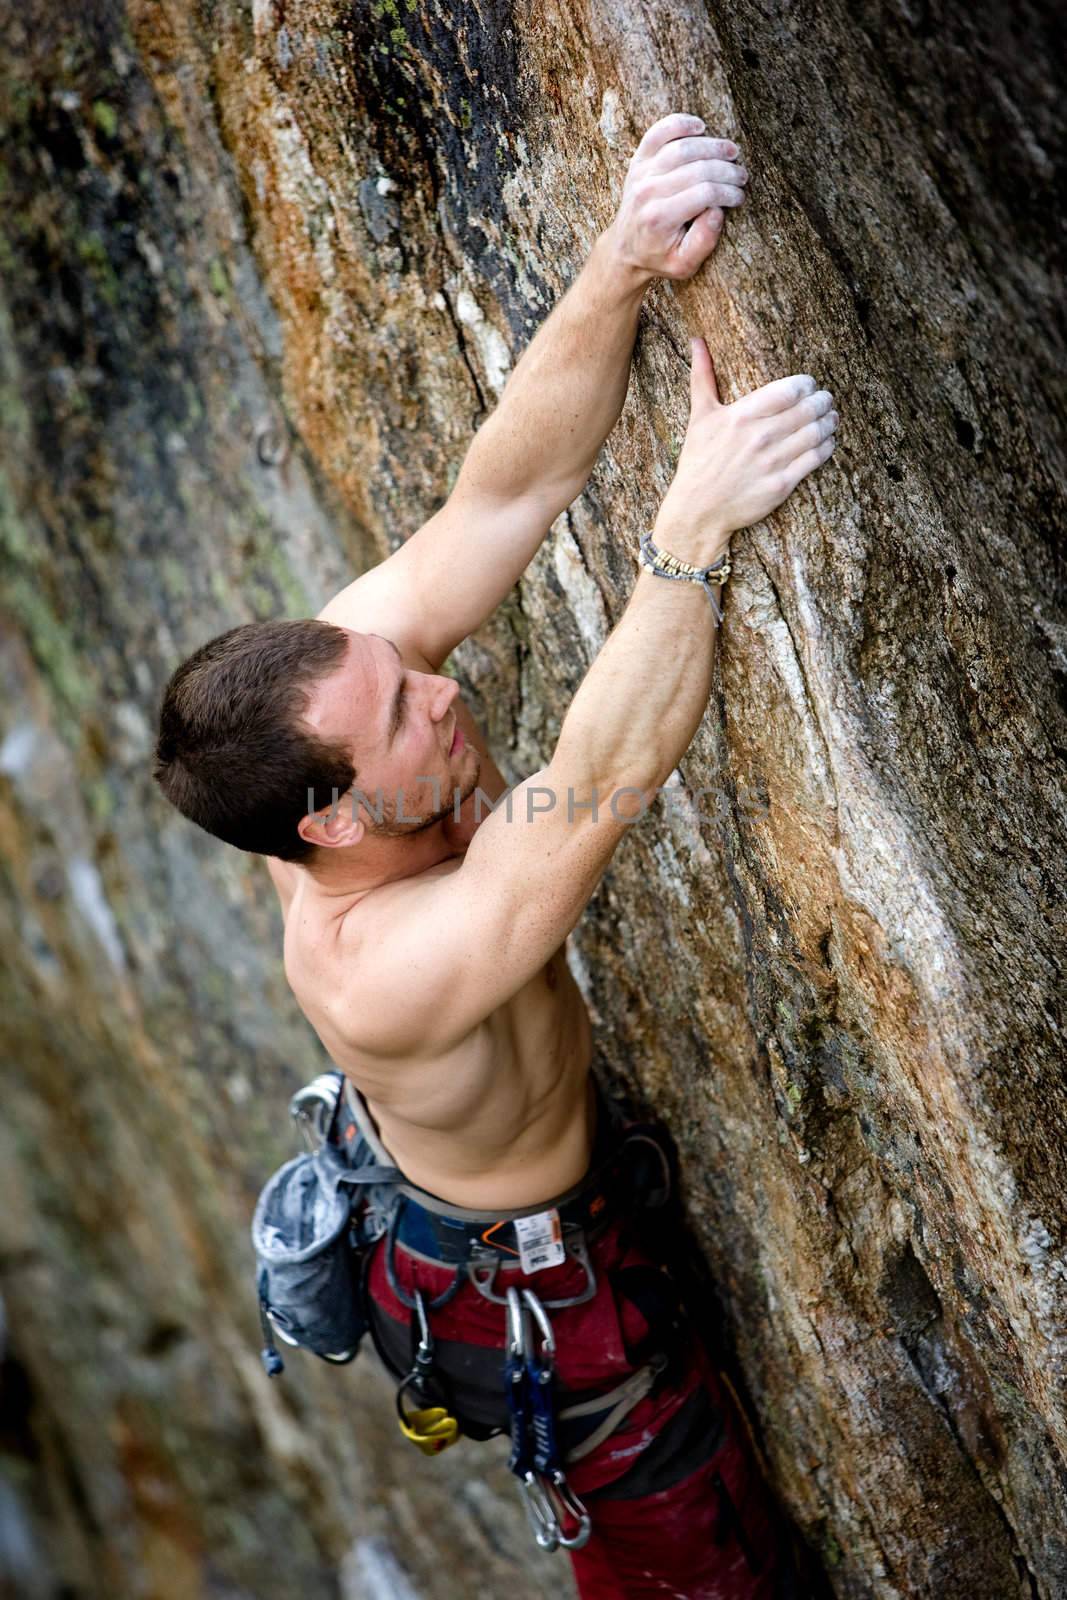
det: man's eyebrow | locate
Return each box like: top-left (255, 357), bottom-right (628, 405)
top-left (374, 636), bottom-right (404, 742)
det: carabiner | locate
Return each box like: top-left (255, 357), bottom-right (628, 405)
top-left (411, 1289), bottom-right (435, 1385)
top-left (503, 1288), bottom-right (564, 1548)
top-left (542, 1472), bottom-right (592, 1550)
top-left (288, 1072), bottom-right (344, 1151)
top-left (395, 1290), bottom-right (460, 1455)
top-left (521, 1289), bottom-right (557, 1367)
top-left (505, 1288), bottom-right (532, 1478)
top-left (521, 1289), bottom-right (591, 1550)
top-left (517, 1470), bottom-right (562, 1552)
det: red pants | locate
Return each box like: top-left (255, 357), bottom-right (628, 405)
top-left (367, 1213), bottom-right (793, 1598)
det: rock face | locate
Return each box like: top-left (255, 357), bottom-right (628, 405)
top-left (1, 1), bottom-right (1064, 1596)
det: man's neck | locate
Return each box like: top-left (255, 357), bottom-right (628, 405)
top-left (302, 818), bottom-right (462, 902)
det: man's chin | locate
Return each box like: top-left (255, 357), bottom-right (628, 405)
top-left (379, 758), bottom-right (483, 837)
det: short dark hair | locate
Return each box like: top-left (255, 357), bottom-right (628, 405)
top-left (153, 619), bottom-right (355, 863)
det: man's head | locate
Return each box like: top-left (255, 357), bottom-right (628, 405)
top-left (294, 627), bottom-right (480, 853)
top-left (153, 619), bottom-right (479, 864)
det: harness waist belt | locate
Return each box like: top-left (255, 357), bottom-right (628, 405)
top-left (343, 1077), bottom-right (669, 1268)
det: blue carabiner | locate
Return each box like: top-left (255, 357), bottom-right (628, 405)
top-left (505, 1288), bottom-right (532, 1477)
top-left (504, 1289), bottom-right (562, 1550)
top-left (523, 1289), bottom-right (562, 1475)
top-left (522, 1290), bottom-right (592, 1551)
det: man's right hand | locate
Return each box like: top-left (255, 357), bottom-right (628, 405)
top-left (655, 337), bottom-right (838, 564)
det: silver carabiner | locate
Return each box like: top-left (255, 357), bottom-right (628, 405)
top-left (289, 1072), bottom-right (343, 1151)
top-left (520, 1289), bottom-right (591, 1550)
top-left (543, 1472), bottom-right (592, 1550)
top-left (505, 1286), bottom-right (527, 1358)
top-left (505, 1288), bottom-right (563, 1551)
top-left (521, 1289), bottom-right (557, 1368)
top-left (518, 1471), bottom-right (562, 1552)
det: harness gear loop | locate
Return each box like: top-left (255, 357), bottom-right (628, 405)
top-left (560, 1353), bottom-right (668, 1464)
top-left (386, 1196), bottom-right (463, 1311)
top-left (395, 1289), bottom-right (461, 1456)
top-left (618, 1131), bottom-right (673, 1210)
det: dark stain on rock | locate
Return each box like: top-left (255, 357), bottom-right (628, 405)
top-left (343, 0), bottom-right (549, 338)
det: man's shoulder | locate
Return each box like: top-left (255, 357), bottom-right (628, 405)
top-left (287, 861), bottom-right (466, 1058)
top-left (334, 858), bottom-right (464, 957)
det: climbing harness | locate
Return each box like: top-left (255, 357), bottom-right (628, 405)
top-left (251, 1068), bottom-right (681, 1554)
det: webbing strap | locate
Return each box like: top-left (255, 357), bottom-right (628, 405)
top-left (338, 1163), bottom-right (405, 1187)
top-left (560, 1355), bottom-right (667, 1465)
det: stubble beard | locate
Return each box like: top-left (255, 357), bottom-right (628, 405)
top-left (376, 753), bottom-right (483, 837)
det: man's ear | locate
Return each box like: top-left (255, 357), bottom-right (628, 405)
top-left (297, 795), bottom-right (365, 851)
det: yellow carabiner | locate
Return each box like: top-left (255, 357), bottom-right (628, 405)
top-left (395, 1289), bottom-right (461, 1455)
top-left (397, 1402), bottom-right (460, 1455)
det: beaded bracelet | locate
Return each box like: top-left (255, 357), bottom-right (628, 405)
top-left (637, 532), bottom-right (732, 624)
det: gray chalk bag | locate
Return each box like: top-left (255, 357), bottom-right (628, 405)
top-left (252, 1144), bottom-right (367, 1371)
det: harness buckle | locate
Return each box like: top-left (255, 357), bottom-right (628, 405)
top-left (467, 1227), bottom-right (598, 1308)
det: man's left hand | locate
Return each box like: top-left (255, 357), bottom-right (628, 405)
top-left (606, 112), bottom-right (748, 283)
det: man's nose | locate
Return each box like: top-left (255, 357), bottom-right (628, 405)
top-left (430, 675), bottom-right (459, 720)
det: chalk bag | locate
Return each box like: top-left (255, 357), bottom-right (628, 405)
top-left (252, 1143), bottom-right (367, 1370)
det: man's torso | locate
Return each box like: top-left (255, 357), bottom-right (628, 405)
top-left (267, 694), bottom-right (596, 1209)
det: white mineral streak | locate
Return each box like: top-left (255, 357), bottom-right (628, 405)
top-left (737, 563), bottom-right (836, 815)
top-left (0, 722), bottom-right (37, 780)
top-left (658, 768), bottom-right (715, 873)
top-left (453, 287), bottom-right (511, 395)
top-left (0, 722), bottom-right (125, 971)
top-left (1018, 1217), bottom-right (1067, 1370)
top-left (648, 835), bottom-right (690, 910)
top-left (67, 858), bottom-right (126, 973)
top-left (269, 103), bottom-right (355, 356)
top-left (598, 87), bottom-right (622, 149)
top-left (564, 937), bottom-right (605, 1032)
top-left (551, 517), bottom-right (608, 659)
top-left (113, 700), bottom-right (153, 762)
top-left (341, 1537), bottom-right (422, 1600)
top-left (251, 0), bottom-right (279, 42)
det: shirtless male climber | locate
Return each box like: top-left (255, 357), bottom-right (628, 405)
top-left (155, 112), bottom-right (837, 1597)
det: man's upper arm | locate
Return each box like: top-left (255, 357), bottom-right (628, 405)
top-left (344, 764), bottom-right (632, 1059)
top-left (316, 547), bottom-right (440, 670)
top-left (316, 483), bottom-right (562, 670)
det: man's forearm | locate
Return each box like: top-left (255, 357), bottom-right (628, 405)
top-left (455, 226), bottom-right (649, 511)
top-left (385, 230), bottom-right (652, 668)
top-left (371, 117), bottom-right (746, 669)
top-left (551, 566), bottom-right (720, 808)
top-left (550, 342), bottom-right (839, 808)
